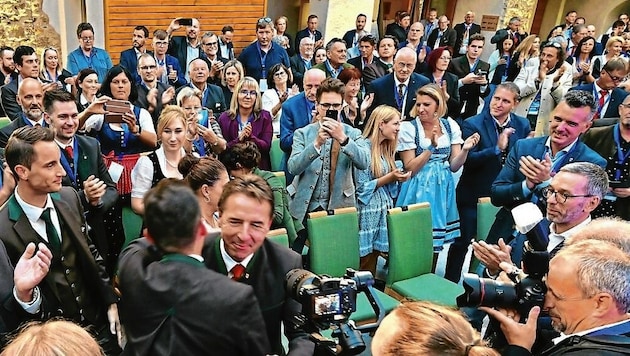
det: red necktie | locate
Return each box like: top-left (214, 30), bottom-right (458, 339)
top-left (231, 264), bottom-right (246, 280)
top-left (594, 90), bottom-right (607, 120)
top-left (65, 145), bottom-right (74, 159)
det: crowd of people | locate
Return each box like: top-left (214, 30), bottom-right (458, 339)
top-left (0, 6), bottom-right (629, 356)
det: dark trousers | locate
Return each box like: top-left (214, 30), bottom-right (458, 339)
top-left (445, 204), bottom-right (476, 283)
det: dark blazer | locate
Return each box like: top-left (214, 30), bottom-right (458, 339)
top-left (217, 110), bottom-right (273, 170)
top-left (385, 22), bottom-right (407, 44)
top-left (570, 84), bottom-right (629, 118)
top-left (453, 23), bottom-right (482, 56)
top-left (280, 92), bottom-right (312, 153)
top-left (347, 56), bottom-right (366, 71)
top-left (119, 48), bottom-right (154, 83)
top-left (342, 29), bottom-right (361, 49)
top-left (290, 54), bottom-right (310, 90)
top-left (294, 28), bottom-right (322, 51)
top-left (118, 238), bottom-right (270, 356)
top-left (0, 114), bottom-right (44, 148)
top-left (456, 111), bottom-right (531, 207)
top-left (421, 71), bottom-right (462, 119)
top-left (203, 235), bottom-right (314, 356)
top-left (488, 136), bottom-right (606, 244)
top-left (60, 135), bottom-right (118, 263)
top-left (0, 187), bottom-right (117, 330)
top-left (0, 80), bottom-right (19, 122)
top-left (135, 81), bottom-right (176, 126)
top-left (176, 83), bottom-right (226, 115)
top-left (582, 124), bottom-right (630, 220)
top-left (491, 29), bottom-right (528, 47)
top-left (162, 54), bottom-right (187, 88)
top-left (167, 36), bottom-right (204, 73)
top-left (362, 59), bottom-right (392, 89)
top-left (448, 55), bottom-right (490, 119)
top-left (367, 72), bottom-right (431, 120)
top-left (427, 28), bottom-right (457, 51)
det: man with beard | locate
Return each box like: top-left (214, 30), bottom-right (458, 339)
top-left (238, 17), bottom-right (290, 86)
top-left (313, 38), bottom-right (354, 78)
top-left (582, 94), bottom-right (630, 220)
top-left (0, 46), bottom-right (14, 85)
top-left (119, 26), bottom-right (152, 83)
top-left (166, 17), bottom-right (204, 83)
top-left (343, 14), bottom-right (369, 59)
top-left (0, 78), bottom-right (48, 147)
top-left (135, 54), bottom-right (176, 126)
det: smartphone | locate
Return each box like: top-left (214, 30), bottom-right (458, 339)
top-left (476, 69), bottom-right (488, 76)
top-left (325, 109), bottom-right (338, 120)
top-left (179, 18), bottom-right (193, 26)
top-left (610, 180), bottom-right (630, 188)
top-left (104, 100), bottom-right (131, 124)
top-left (502, 55), bottom-right (509, 61)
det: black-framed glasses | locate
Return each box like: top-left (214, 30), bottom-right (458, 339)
top-left (319, 102), bottom-right (343, 110)
top-left (257, 17), bottom-right (273, 25)
top-left (542, 187), bottom-right (593, 204)
top-left (203, 41), bottom-right (218, 46)
top-left (603, 69), bottom-right (624, 82)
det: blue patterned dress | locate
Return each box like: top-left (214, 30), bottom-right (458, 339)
top-left (355, 141), bottom-right (400, 257)
top-left (396, 117), bottom-right (463, 252)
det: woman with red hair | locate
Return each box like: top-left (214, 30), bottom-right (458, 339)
top-left (422, 47), bottom-right (461, 119)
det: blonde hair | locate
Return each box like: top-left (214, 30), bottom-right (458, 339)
top-left (39, 47), bottom-right (64, 80)
top-left (362, 105), bottom-right (400, 178)
top-left (156, 105), bottom-right (188, 136)
top-left (606, 36), bottom-right (624, 51)
top-left (1, 320), bottom-right (104, 356)
top-left (409, 83), bottom-right (447, 119)
top-left (227, 77), bottom-right (263, 120)
top-left (514, 35), bottom-right (540, 60)
top-left (176, 86), bottom-right (202, 106)
top-left (221, 59), bottom-right (244, 87)
top-left (376, 301), bottom-right (499, 356)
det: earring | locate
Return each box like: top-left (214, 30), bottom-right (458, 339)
top-left (433, 112), bottom-right (438, 117)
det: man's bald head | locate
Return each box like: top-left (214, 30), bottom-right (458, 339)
top-left (17, 78), bottom-right (44, 121)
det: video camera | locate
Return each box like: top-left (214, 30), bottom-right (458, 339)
top-left (457, 203), bottom-right (549, 318)
top-left (286, 268), bottom-right (384, 355)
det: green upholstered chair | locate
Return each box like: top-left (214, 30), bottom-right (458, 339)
top-left (272, 171), bottom-right (286, 189)
top-left (270, 138), bottom-right (284, 172)
top-left (385, 203), bottom-right (463, 306)
top-left (306, 207), bottom-right (399, 324)
top-left (267, 228), bottom-right (290, 248)
top-left (121, 206), bottom-right (143, 251)
top-left (469, 197), bottom-right (501, 274)
top-left (0, 117), bottom-right (10, 130)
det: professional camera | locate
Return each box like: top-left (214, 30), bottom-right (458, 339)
top-left (457, 203), bottom-right (549, 317)
top-left (286, 268), bottom-right (384, 355)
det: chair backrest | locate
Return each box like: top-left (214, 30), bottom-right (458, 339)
top-left (0, 117), bottom-right (10, 130)
top-left (470, 197), bottom-right (501, 273)
top-left (122, 206), bottom-right (144, 251)
top-left (272, 171), bottom-right (286, 188)
top-left (386, 203), bottom-right (433, 286)
top-left (267, 228), bottom-right (289, 248)
top-left (307, 207), bottom-right (360, 276)
top-left (270, 138), bottom-right (283, 172)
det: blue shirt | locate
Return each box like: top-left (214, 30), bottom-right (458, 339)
top-left (67, 47), bottom-right (113, 82)
top-left (238, 42), bottom-right (290, 81)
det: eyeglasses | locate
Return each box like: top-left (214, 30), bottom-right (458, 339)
top-left (239, 89), bottom-right (258, 97)
top-left (620, 103), bottom-right (630, 109)
top-left (603, 69), bottom-right (624, 82)
top-left (319, 103), bottom-right (343, 110)
top-left (80, 36), bottom-right (94, 42)
top-left (140, 65), bottom-right (157, 70)
top-left (273, 71), bottom-right (287, 77)
top-left (203, 41), bottom-right (218, 46)
top-left (396, 62), bottom-right (415, 70)
top-left (542, 187), bottom-right (593, 204)
top-left (257, 17), bottom-right (273, 25)
top-left (154, 41), bottom-right (168, 46)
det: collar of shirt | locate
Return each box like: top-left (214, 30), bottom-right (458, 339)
top-left (553, 317), bottom-right (630, 345)
top-left (14, 187), bottom-right (59, 242)
top-left (220, 238), bottom-right (254, 273)
top-left (134, 47), bottom-right (145, 58)
top-left (188, 254), bottom-right (204, 262)
top-left (548, 217), bottom-right (591, 252)
top-left (394, 75), bottom-right (411, 88)
top-left (544, 136), bottom-right (578, 159)
top-left (186, 38), bottom-right (200, 49)
top-left (492, 114), bottom-right (511, 128)
top-left (25, 114), bottom-right (45, 127)
top-left (593, 80), bottom-right (608, 95)
top-left (325, 60), bottom-right (340, 76)
top-left (155, 146), bottom-right (185, 178)
top-left (55, 136), bottom-right (75, 150)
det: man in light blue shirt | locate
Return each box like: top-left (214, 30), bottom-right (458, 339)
top-left (67, 23), bottom-right (113, 82)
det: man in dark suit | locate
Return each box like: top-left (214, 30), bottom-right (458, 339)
top-left (0, 78), bottom-right (48, 148)
top-left (294, 14), bottom-right (323, 51)
top-left (571, 58), bottom-right (629, 120)
top-left (453, 11), bottom-right (482, 57)
top-left (166, 17), bottom-right (205, 83)
top-left (487, 90), bottom-right (606, 245)
top-left (362, 35), bottom-right (398, 89)
top-left (427, 16), bottom-right (457, 51)
top-left (347, 34), bottom-right (376, 72)
top-left (491, 17), bottom-right (528, 49)
top-left (582, 94), bottom-right (630, 220)
top-left (343, 14), bottom-right (369, 57)
top-left (200, 31), bottom-right (228, 86)
top-left (290, 37), bottom-right (314, 90)
top-left (202, 175), bottom-right (315, 356)
top-left (280, 68), bottom-right (326, 184)
top-left (367, 47), bottom-right (430, 121)
top-left (446, 83), bottom-right (530, 283)
top-left (119, 25), bottom-right (152, 83)
top-left (219, 26), bottom-right (235, 60)
top-left (152, 29), bottom-right (187, 89)
top-left (118, 180), bottom-right (270, 355)
top-left (448, 33), bottom-right (490, 120)
top-left (177, 58), bottom-right (226, 115)
top-left (135, 54), bottom-right (176, 126)
top-left (385, 11), bottom-right (410, 44)
top-left (43, 89), bottom-right (119, 274)
top-left (0, 126), bottom-right (120, 354)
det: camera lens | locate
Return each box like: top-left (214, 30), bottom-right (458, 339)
top-left (286, 269), bottom-right (320, 300)
top-left (457, 273), bottom-right (518, 309)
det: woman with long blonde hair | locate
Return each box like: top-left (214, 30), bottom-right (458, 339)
top-left (355, 105), bottom-right (410, 275)
top-left (506, 34), bottom-right (541, 81)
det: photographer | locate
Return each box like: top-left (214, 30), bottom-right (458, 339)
top-left (481, 239), bottom-right (630, 355)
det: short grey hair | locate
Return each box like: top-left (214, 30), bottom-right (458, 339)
top-left (561, 90), bottom-right (596, 118)
top-left (558, 162), bottom-right (608, 200)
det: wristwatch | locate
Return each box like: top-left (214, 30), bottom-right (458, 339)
top-left (340, 136), bottom-right (350, 146)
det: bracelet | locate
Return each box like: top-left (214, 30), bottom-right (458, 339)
top-left (132, 126), bottom-right (142, 136)
top-left (340, 136), bottom-right (350, 146)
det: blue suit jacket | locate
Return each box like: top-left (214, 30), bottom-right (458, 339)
top-left (287, 122), bottom-right (369, 222)
top-left (164, 54), bottom-right (187, 88)
top-left (120, 48), bottom-right (153, 84)
top-left (570, 84), bottom-right (629, 118)
top-left (279, 93), bottom-right (312, 153)
top-left (456, 112), bottom-right (531, 206)
top-left (367, 72), bottom-right (430, 120)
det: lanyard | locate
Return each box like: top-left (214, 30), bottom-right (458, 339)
top-left (613, 123), bottom-right (630, 180)
top-left (544, 142), bottom-right (577, 175)
top-left (394, 83), bottom-right (408, 111)
top-left (593, 87), bottom-right (612, 117)
top-left (59, 140), bottom-right (79, 185)
top-left (237, 114), bottom-right (253, 132)
top-left (256, 43), bottom-right (269, 78)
